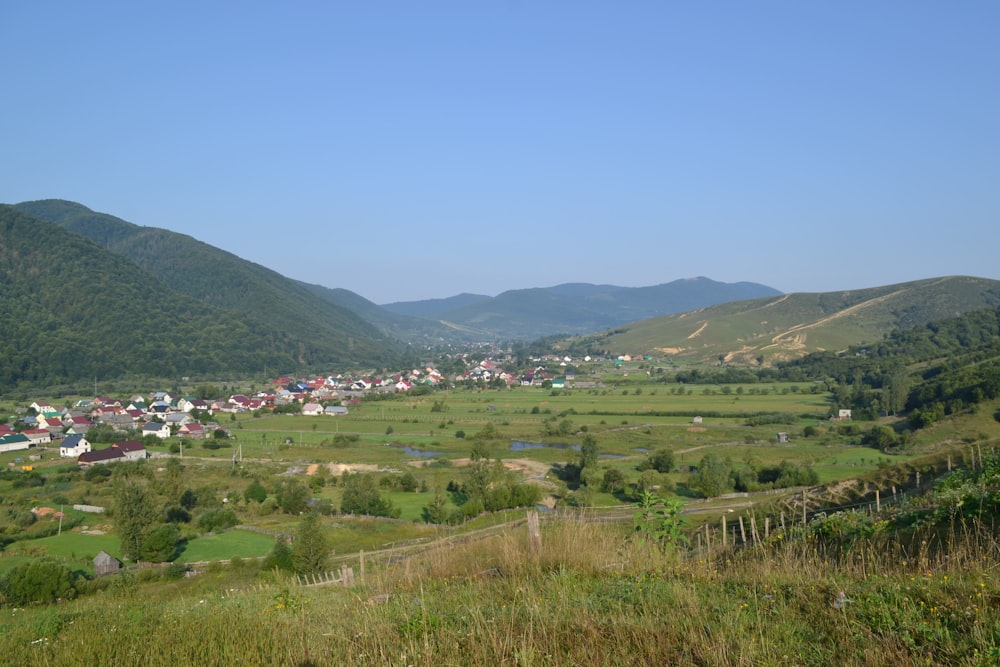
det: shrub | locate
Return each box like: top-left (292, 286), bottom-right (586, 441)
top-left (197, 508), bottom-right (238, 532)
top-left (0, 558), bottom-right (77, 605)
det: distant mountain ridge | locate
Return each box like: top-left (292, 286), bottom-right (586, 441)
top-left (562, 276), bottom-right (1000, 365)
top-left (382, 278), bottom-right (783, 339)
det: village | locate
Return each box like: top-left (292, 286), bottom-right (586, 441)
top-left (0, 353), bottom-right (603, 467)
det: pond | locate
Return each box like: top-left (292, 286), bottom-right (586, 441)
top-left (396, 445), bottom-right (444, 458)
top-left (510, 441), bottom-right (581, 452)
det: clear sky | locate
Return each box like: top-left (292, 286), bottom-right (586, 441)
top-left (2, 2), bottom-right (998, 304)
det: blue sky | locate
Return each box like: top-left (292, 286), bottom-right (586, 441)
top-left (2, 2), bottom-right (998, 304)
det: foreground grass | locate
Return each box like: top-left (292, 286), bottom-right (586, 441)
top-left (4, 515), bottom-right (999, 666)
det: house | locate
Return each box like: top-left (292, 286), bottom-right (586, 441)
top-left (106, 413), bottom-right (137, 431)
top-left (177, 398), bottom-right (209, 413)
top-left (164, 412), bottom-right (191, 426)
top-left (66, 415), bottom-right (93, 434)
top-left (115, 440), bottom-right (148, 461)
top-left (141, 422), bottom-right (171, 439)
top-left (837, 409), bottom-right (853, 421)
top-left (324, 406), bottom-right (349, 416)
top-left (60, 434), bottom-right (92, 458)
top-left (77, 440), bottom-right (148, 466)
top-left (30, 400), bottom-right (55, 414)
top-left (93, 550), bottom-right (122, 576)
top-left (21, 429), bottom-right (52, 446)
top-left (177, 422), bottom-right (205, 439)
top-left (301, 403), bottom-right (324, 416)
top-left (0, 433), bottom-right (32, 453)
top-left (42, 417), bottom-right (64, 435)
top-left (77, 448), bottom-right (123, 466)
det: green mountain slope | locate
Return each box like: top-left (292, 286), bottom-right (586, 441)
top-left (0, 206), bottom-right (341, 389)
top-left (14, 199), bottom-right (399, 367)
top-left (571, 276), bottom-right (1000, 364)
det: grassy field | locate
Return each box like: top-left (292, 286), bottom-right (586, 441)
top-left (0, 382), bottom-right (992, 581)
top-left (175, 528), bottom-right (277, 563)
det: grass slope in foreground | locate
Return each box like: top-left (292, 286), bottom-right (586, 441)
top-left (3, 511), bottom-right (999, 666)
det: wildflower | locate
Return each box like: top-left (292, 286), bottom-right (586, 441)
top-left (833, 591), bottom-right (852, 609)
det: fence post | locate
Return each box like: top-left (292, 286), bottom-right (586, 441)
top-left (876, 489), bottom-right (881, 513)
top-left (721, 515), bottom-right (727, 548)
top-left (764, 517), bottom-right (770, 539)
top-left (738, 516), bottom-right (747, 545)
top-left (527, 510), bottom-right (542, 554)
top-left (802, 490), bottom-right (807, 527)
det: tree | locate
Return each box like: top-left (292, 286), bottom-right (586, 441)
top-left (261, 538), bottom-right (294, 572)
top-left (422, 485), bottom-right (451, 524)
top-left (275, 479), bottom-right (310, 514)
top-left (647, 448), bottom-right (675, 473)
top-left (578, 434), bottom-right (599, 471)
top-left (140, 523), bottom-right (181, 562)
top-left (399, 471), bottom-right (418, 492)
top-left (244, 478), bottom-right (267, 503)
top-left (601, 468), bottom-right (626, 494)
top-left (114, 480), bottom-right (159, 561)
top-left (292, 512), bottom-right (330, 576)
top-left (691, 453), bottom-right (733, 498)
top-left (883, 367), bottom-right (910, 416)
top-left (340, 473), bottom-right (400, 518)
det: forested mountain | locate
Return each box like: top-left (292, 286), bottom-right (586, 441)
top-left (13, 199), bottom-right (399, 365)
top-left (0, 205), bottom-right (397, 391)
top-left (562, 276), bottom-right (1000, 365)
top-left (382, 278), bottom-right (782, 339)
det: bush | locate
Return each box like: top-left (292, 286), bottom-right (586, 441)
top-left (197, 508), bottom-right (238, 532)
top-left (0, 558), bottom-right (77, 605)
top-left (140, 524), bottom-right (181, 562)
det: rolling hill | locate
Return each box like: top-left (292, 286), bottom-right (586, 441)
top-left (564, 276), bottom-right (1000, 365)
top-left (13, 199), bottom-right (400, 367)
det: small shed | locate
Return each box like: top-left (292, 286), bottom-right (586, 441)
top-left (94, 550), bottom-right (122, 576)
top-left (776, 432), bottom-right (790, 443)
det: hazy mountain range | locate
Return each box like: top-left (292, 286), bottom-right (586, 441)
top-left (4, 199), bottom-right (1000, 389)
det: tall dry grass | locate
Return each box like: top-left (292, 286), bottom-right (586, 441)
top-left (5, 514), bottom-right (1000, 666)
